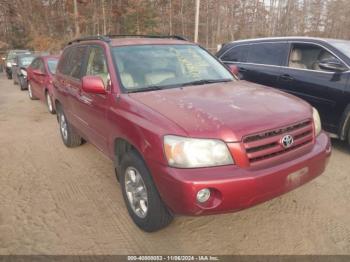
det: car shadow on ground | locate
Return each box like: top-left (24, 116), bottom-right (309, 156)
top-left (331, 138), bottom-right (350, 154)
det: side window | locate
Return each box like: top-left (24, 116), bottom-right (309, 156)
top-left (288, 43), bottom-right (344, 71)
top-left (70, 47), bottom-right (86, 79)
top-left (57, 48), bottom-right (72, 75)
top-left (221, 45), bottom-right (249, 62)
top-left (38, 60), bottom-right (46, 73)
top-left (247, 43), bottom-right (286, 66)
top-left (84, 46), bottom-right (109, 87)
top-left (57, 46), bottom-right (86, 79)
top-left (31, 58), bottom-right (39, 69)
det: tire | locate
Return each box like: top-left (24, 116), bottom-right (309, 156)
top-left (45, 91), bottom-right (56, 114)
top-left (120, 150), bottom-right (173, 232)
top-left (7, 72), bottom-right (12, 80)
top-left (19, 77), bottom-right (27, 91)
top-left (28, 83), bottom-right (38, 100)
top-left (56, 106), bottom-right (82, 148)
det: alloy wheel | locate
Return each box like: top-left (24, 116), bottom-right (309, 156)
top-left (46, 92), bottom-right (53, 112)
top-left (60, 113), bottom-right (68, 141)
top-left (124, 167), bottom-right (148, 218)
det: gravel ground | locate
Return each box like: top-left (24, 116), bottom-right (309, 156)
top-left (0, 73), bottom-right (349, 255)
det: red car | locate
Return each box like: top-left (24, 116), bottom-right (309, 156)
top-left (53, 35), bottom-right (331, 232)
top-left (27, 55), bottom-right (59, 114)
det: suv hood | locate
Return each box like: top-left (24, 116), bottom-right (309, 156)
top-left (129, 81), bottom-right (312, 142)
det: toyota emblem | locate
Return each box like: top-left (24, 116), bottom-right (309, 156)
top-left (280, 134), bottom-right (294, 148)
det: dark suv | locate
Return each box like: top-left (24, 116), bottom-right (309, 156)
top-left (217, 37), bottom-right (350, 146)
top-left (53, 35), bottom-right (330, 231)
top-left (12, 54), bottom-right (38, 90)
top-left (5, 49), bottom-right (31, 79)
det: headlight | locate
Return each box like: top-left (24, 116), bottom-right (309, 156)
top-left (312, 107), bottom-right (322, 136)
top-left (6, 62), bottom-right (12, 67)
top-left (20, 69), bottom-right (27, 76)
top-left (164, 135), bottom-right (234, 168)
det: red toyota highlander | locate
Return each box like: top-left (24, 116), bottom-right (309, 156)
top-left (53, 35), bottom-right (331, 232)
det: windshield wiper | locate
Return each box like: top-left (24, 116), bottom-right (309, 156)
top-left (179, 79), bottom-right (232, 87)
top-left (126, 85), bottom-right (165, 93)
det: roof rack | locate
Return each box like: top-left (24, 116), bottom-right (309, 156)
top-left (67, 34), bottom-right (187, 45)
top-left (67, 35), bottom-right (110, 45)
top-left (106, 35), bottom-right (187, 41)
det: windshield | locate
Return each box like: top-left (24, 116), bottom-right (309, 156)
top-left (111, 44), bottom-right (234, 92)
top-left (331, 41), bottom-right (350, 58)
top-left (47, 59), bottom-right (58, 74)
top-left (19, 56), bottom-right (35, 67)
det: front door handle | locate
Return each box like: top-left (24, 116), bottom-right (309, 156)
top-left (280, 74), bottom-right (294, 81)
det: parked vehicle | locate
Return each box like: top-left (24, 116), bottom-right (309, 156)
top-left (27, 55), bottom-right (59, 114)
top-left (53, 35), bottom-right (331, 232)
top-left (4, 50), bottom-right (30, 79)
top-left (12, 54), bottom-right (38, 90)
top-left (217, 37), bottom-right (350, 146)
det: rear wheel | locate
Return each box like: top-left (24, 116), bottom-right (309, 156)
top-left (28, 83), bottom-right (37, 100)
top-left (57, 106), bottom-right (82, 148)
top-left (120, 150), bottom-right (173, 232)
top-left (46, 91), bottom-right (56, 114)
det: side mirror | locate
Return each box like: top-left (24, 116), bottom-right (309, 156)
top-left (33, 69), bottom-right (45, 76)
top-left (82, 76), bottom-right (106, 94)
top-left (228, 64), bottom-right (239, 76)
top-left (318, 58), bottom-right (347, 72)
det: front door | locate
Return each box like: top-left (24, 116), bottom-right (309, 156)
top-left (277, 42), bottom-right (349, 133)
top-left (77, 45), bottom-right (110, 153)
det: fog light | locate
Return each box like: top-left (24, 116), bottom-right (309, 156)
top-left (196, 188), bottom-right (211, 203)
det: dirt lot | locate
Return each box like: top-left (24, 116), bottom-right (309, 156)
top-left (0, 73), bottom-right (349, 255)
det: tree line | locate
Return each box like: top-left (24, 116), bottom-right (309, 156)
top-left (1, 0), bottom-right (350, 53)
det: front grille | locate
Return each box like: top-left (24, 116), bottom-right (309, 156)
top-left (243, 120), bottom-right (314, 164)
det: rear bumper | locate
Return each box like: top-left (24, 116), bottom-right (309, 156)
top-left (148, 132), bottom-right (331, 215)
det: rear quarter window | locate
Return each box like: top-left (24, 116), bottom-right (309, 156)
top-left (247, 42), bottom-right (287, 66)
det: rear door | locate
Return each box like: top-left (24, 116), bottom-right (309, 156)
top-left (220, 42), bottom-right (288, 88)
top-left (55, 46), bottom-right (87, 131)
top-left (29, 58), bottom-right (43, 97)
top-left (35, 59), bottom-right (47, 100)
top-left (276, 42), bottom-right (350, 132)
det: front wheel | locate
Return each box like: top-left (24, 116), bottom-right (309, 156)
top-left (46, 91), bottom-right (56, 114)
top-left (57, 106), bottom-right (82, 148)
top-left (120, 150), bottom-right (173, 232)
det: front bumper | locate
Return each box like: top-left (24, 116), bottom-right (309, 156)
top-left (148, 132), bottom-right (331, 215)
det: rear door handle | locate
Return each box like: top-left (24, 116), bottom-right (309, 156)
top-left (280, 74), bottom-right (294, 81)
